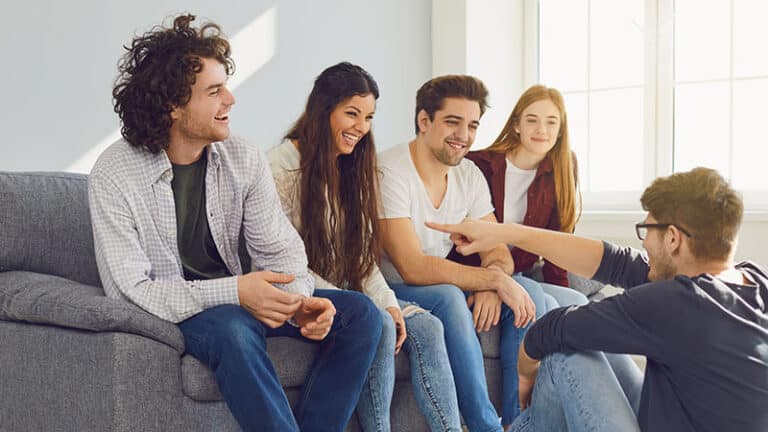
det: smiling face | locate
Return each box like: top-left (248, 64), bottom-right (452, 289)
top-left (514, 98), bottom-right (561, 160)
top-left (418, 97), bottom-right (481, 167)
top-left (329, 94), bottom-right (376, 156)
top-left (170, 57), bottom-right (235, 147)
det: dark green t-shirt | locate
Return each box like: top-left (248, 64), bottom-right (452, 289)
top-left (171, 152), bottom-right (232, 281)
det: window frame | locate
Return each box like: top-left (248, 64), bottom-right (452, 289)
top-left (525, 0), bottom-right (768, 212)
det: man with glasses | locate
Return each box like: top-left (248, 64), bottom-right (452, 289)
top-left (427, 167), bottom-right (768, 432)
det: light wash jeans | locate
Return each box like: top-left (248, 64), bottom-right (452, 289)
top-left (357, 301), bottom-right (461, 432)
top-left (390, 275), bottom-right (549, 431)
top-left (537, 280), bottom-right (589, 311)
top-left (509, 351), bottom-right (643, 432)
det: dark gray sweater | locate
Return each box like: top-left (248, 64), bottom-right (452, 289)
top-left (524, 241), bottom-right (768, 432)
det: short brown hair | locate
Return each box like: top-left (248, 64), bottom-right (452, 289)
top-left (414, 75), bottom-right (489, 134)
top-left (640, 167), bottom-right (743, 260)
top-left (112, 14), bottom-right (234, 153)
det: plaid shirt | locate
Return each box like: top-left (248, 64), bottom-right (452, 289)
top-left (88, 137), bottom-right (313, 323)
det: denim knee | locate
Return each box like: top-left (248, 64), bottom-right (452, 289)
top-left (378, 307), bottom-right (396, 349)
top-left (406, 310), bottom-right (444, 340)
top-left (331, 290), bottom-right (383, 339)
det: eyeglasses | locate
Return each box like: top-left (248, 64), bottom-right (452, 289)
top-left (635, 223), bottom-right (693, 240)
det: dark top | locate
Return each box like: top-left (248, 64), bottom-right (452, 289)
top-left (171, 153), bottom-right (232, 281)
top-left (524, 241), bottom-right (768, 432)
top-left (447, 150), bottom-right (570, 286)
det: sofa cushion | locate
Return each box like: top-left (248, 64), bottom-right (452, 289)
top-left (181, 336), bottom-right (318, 401)
top-left (0, 172), bottom-right (101, 287)
top-left (0, 271), bottom-right (183, 352)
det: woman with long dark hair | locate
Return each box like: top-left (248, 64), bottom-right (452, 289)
top-left (268, 62), bottom-right (461, 431)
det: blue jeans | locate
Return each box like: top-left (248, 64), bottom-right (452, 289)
top-left (390, 277), bottom-right (547, 431)
top-left (178, 289), bottom-right (382, 432)
top-left (535, 281), bottom-right (643, 413)
top-left (357, 301), bottom-right (461, 431)
top-left (538, 281), bottom-right (589, 311)
top-left (509, 351), bottom-right (643, 432)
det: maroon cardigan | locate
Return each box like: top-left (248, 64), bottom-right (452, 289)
top-left (446, 150), bottom-right (571, 287)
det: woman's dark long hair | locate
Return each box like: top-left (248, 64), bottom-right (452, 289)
top-left (285, 62), bottom-right (380, 292)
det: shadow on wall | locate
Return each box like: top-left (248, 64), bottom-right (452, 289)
top-left (66, 6), bottom-right (278, 173)
top-left (2, 0), bottom-right (432, 174)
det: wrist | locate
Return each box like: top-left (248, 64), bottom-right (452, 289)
top-left (484, 267), bottom-right (506, 291)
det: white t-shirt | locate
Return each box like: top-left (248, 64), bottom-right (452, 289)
top-left (378, 142), bottom-right (495, 283)
top-left (503, 158), bottom-right (537, 224)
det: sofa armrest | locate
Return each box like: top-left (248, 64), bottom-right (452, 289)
top-left (0, 271), bottom-right (184, 352)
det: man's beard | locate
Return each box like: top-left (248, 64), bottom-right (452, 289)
top-left (649, 249), bottom-right (677, 281)
top-left (431, 145), bottom-right (465, 167)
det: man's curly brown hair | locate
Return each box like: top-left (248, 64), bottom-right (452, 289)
top-left (112, 14), bottom-right (235, 153)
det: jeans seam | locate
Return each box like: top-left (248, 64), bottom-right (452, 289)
top-left (364, 358), bottom-right (385, 431)
top-left (407, 331), bottom-right (453, 431)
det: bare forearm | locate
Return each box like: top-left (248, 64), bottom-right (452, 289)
top-left (479, 244), bottom-right (515, 275)
top-left (399, 255), bottom-right (497, 292)
top-left (504, 224), bottom-right (604, 279)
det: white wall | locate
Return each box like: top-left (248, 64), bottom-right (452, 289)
top-left (4, 1), bottom-right (765, 265)
top-left (432, 0), bottom-right (526, 149)
top-left (1, 0), bottom-right (432, 173)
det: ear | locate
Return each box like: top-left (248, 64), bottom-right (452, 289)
top-left (170, 106), bottom-right (181, 121)
top-left (417, 109), bottom-right (431, 134)
top-left (666, 226), bottom-right (683, 256)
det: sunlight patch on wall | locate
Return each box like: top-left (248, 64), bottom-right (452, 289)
top-left (66, 7), bottom-right (277, 173)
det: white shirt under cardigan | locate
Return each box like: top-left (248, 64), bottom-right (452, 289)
top-left (503, 158), bottom-right (537, 224)
top-left (378, 142), bottom-right (495, 283)
top-left (267, 139), bottom-right (399, 311)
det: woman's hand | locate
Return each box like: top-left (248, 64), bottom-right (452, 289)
top-left (386, 306), bottom-right (407, 355)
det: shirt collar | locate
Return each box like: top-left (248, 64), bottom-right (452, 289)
top-left (149, 142), bottom-right (221, 185)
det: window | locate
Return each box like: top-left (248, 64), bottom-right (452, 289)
top-left (532, 0), bottom-right (768, 210)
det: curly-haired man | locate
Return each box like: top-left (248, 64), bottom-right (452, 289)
top-left (89, 14), bottom-right (382, 432)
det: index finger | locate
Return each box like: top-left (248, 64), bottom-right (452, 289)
top-left (424, 221), bottom-right (458, 234)
top-left (269, 286), bottom-right (304, 305)
top-left (259, 271), bottom-right (296, 285)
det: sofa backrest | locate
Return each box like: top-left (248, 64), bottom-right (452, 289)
top-left (0, 172), bottom-right (102, 287)
top-left (1, 171), bottom-right (254, 289)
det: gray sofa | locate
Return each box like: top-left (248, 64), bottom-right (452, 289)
top-left (0, 171), bottom-right (602, 432)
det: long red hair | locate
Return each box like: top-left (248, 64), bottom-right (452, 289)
top-left (487, 85), bottom-right (581, 232)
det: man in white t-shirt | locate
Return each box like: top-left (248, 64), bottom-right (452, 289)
top-left (378, 75), bottom-right (548, 429)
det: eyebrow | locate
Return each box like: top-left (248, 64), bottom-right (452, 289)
top-left (345, 105), bottom-right (376, 116)
top-left (443, 114), bottom-right (480, 126)
top-left (205, 77), bottom-right (230, 91)
top-left (525, 113), bottom-right (560, 120)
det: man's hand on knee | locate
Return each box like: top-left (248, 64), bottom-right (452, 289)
top-left (295, 297), bottom-right (336, 341)
top-left (237, 271), bottom-right (303, 328)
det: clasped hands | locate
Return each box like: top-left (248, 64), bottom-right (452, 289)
top-left (237, 271), bottom-right (335, 340)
